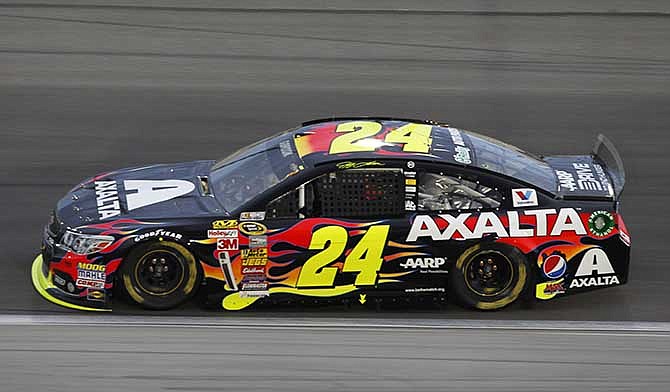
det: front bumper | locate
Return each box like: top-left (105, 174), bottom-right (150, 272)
top-left (31, 254), bottom-right (111, 312)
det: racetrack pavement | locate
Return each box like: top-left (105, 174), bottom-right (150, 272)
top-left (0, 315), bottom-right (669, 392)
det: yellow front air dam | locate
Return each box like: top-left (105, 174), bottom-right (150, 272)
top-left (31, 254), bottom-right (111, 312)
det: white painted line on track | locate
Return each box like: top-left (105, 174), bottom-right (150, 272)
top-left (1, 314), bottom-right (669, 334)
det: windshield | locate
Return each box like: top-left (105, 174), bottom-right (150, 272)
top-left (467, 131), bottom-right (556, 192)
top-left (210, 136), bottom-right (303, 212)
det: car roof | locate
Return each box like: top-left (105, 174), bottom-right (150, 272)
top-left (290, 117), bottom-right (557, 192)
top-left (292, 117), bottom-right (470, 166)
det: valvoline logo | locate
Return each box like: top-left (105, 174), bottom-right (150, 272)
top-left (516, 190), bottom-right (533, 200)
top-left (542, 254), bottom-right (567, 279)
top-left (511, 188), bottom-right (538, 208)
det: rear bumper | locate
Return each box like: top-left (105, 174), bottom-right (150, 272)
top-left (31, 254), bottom-right (111, 312)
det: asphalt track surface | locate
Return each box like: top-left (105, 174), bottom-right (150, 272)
top-left (1, 315), bottom-right (669, 392)
top-left (2, 2), bottom-right (670, 389)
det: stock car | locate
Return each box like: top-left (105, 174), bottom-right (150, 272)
top-left (33, 117), bottom-right (630, 312)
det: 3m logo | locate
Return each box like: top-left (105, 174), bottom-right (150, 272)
top-left (512, 188), bottom-right (538, 208)
top-left (217, 238), bottom-right (239, 251)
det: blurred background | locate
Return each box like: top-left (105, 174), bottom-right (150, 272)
top-left (1, 1), bottom-right (670, 390)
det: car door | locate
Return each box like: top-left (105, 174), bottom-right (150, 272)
top-left (256, 162), bottom-right (414, 302)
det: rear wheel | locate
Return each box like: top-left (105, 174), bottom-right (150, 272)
top-left (450, 243), bottom-right (529, 310)
top-left (119, 241), bottom-right (200, 310)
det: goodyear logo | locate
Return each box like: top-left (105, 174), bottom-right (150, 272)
top-left (239, 222), bottom-right (267, 236)
top-left (212, 220), bottom-right (238, 229)
top-left (77, 263), bottom-right (105, 272)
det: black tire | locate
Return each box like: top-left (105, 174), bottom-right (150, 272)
top-left (450, 242), bottom-right (529, 311)
top-left (119, 241), bottom-right (200, 310)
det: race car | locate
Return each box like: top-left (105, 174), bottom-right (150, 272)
top-left (33, 117), bottom-right (630, 312)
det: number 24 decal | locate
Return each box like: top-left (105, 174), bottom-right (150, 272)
top-left (296, 225), bottom-right (390, 288)
top-left (329, 121), bottom-right (433, 154)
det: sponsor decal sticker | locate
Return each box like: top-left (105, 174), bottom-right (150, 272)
top-left (588, 211), bottom-right (615, 237)
top-left (448, 128), bottom-right (472, 164)
top-left (406, 161), bottom-right (415, 169)
top-left (217, 237), bottom-right (239, 251)
top-left (241, 248), bottom-right (268, 266)
top-left (556, 170), bottom-right (577, 192)
top-left (249, 235), bottom-right (267, 248)
top-left (239, 222), bottom-right (267, 236)
top-left (95, 181), bottom-right (121, 219)
top-left (123, 179), bottom-right (195, 211)
top-left (569, 248), bottom-right (619, 289)
top-left (76, 279), bottom-right (104, 289)
top-left (407, 208), bottom-right (586, 241)
top-left (536, 279), bottom-right (566, 300)
top-left (135, 229), bottom-right (182, 242)
top-left (511, 188), bottom-right (538, 208)
top-left (212, 220), bottom-right (238, 229)
top-left (76, 262), bottom-right (106, 288)
top-left (208, 229), bottom-right (238, 238)
top-left (218, 251), bottom-right (238, 291)
top-left (399, 257), bottom-right (446, 269)
top-left (87, 289), bottom-right (105, 301)
top-left (405, 200), bottom-right (417, 211)
top-left (240, 211), bottom-right (266, 221)
top-left (540, 252), bottom-right (567, 279)
top-left (336, 161), bottom-right (384, 170)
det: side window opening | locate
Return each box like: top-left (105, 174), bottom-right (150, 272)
top-left (418, 172), bottom-right (502, 211)
top-left (316, 169), bottom-right (404, 218)
top-left (266, 168), bottom-right (405, 219)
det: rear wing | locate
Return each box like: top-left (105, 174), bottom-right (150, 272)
top-left (593, 134), bottom-right (625, 199)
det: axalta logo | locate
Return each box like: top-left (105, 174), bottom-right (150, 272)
top-left (95, 181), bottom-right (120, 219)
top-left (399, 257), bottom-right (446, 269)
top-left (569, 248), bottom-right (619, 289)
top-left (95, 179), bottom-right (196, 219)
top-left (406, 208), bottom-right (586, 241)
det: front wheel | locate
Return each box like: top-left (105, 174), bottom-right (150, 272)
top-left (450, 243), bottom-right (529, 310)
top-left (119, 241), bottom-right (200, 310)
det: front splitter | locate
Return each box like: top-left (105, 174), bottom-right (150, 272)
top-left (31, 254), bottom-right (111, 312)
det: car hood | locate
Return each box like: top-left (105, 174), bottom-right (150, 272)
top-left (56, 160), bottom-right (224, 226)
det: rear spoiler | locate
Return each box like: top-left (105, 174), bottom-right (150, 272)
top-left (593, 134), bottom-right (625, 199)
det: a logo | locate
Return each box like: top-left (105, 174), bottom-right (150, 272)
top-left (448, 128), bottom-right (472, 164)
top-left (570, 248), bottom-right (619, 289)
top-left (241, 247), bottom-right (268, 266)
top-left (535, 279), bottom-right (566, 300)
top-left (95, 181), bottom-right (120, 219)
top-left (212, 220), bottom-right (238, 229)
top-left (399, 257), bottom-right (446, 269)
top-left (556, 170), bottom-right (577, 192)
top-left (405, 200), bottom-right (416, 211)
top-left (512, 188), bottom-right (538, 208)
top-left (123, 180), bottom-right (195, 211)
top-left (217, 238), bottom-right (239, 251)
top-left (240, 211), bottom-right (266, 221)
top-left (406, 208), bottom-right (586, 242)
top-left (249, 236), bottom-right (267, 248)
top-left (135, 229), bottom-right (183, 242)
top-left (541, 252), bottom-right (567, 279)
top-left (336, 161), bottom-right (384, 170)
top-left (239, 222), bottom-right (267, 236)
top-left (242, 266), bottom-right (266, 275)
top-left (588, 211), bottom-right (615, 237)
top-left (208, 229), bottom-right (238, 238)
top-left (76, 279), bottom-right (104, 289)
top-left (87, 289), bottom-right (105, 301)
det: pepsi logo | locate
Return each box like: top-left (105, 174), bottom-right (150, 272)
top-left (542, 254), bottom-right (567, 279)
